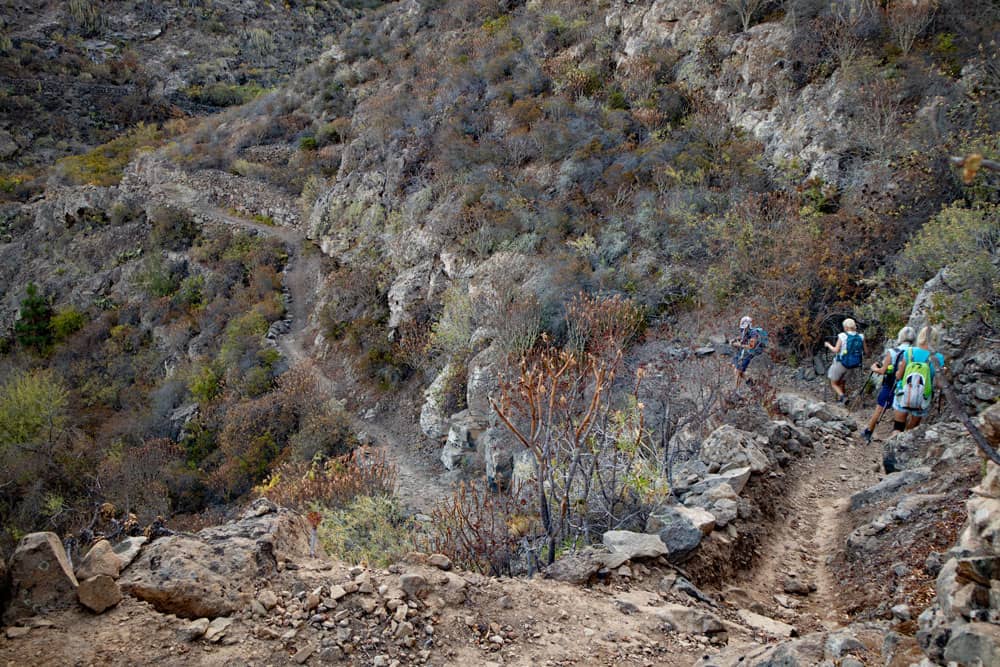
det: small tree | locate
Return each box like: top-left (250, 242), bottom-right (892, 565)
top-left (726, 0), bottom-right (770, 32)
top-left (14, 283), bottom-right (53, 351)
top-left (887, 0), bottom-right (938, 56)
top-left (490, 295), bottom-right (657, 565)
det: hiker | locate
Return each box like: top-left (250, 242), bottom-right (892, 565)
top-left (892, 325), bottom-right (946, 432)
top-left (731, 316), bottom-right (763, 387)
top-left (824, 318), bottom-right (865, 403)
top-left (860, 326), bottom-right (916, 443)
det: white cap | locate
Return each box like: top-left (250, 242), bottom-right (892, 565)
top-left (739, 316), bottom-right (752, 329)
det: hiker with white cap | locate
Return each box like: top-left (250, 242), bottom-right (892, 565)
top-left (731, 315), bottom-right (766, 387)
top-left (824, 317), bottom-right (866, 404)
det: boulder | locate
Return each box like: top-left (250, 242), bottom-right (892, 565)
top-left (112, 536), bottom-right (147, 569)
top-left (700, 425), bottom-right (770, 473)
top-left (646, 505), bottom-right (715, 562)
top-left (399, 573), bottom-right (428, 599)
top-left (776, 393), bottom-right (834, 424)
top-left (686, 467), bottom-right (752, 497)
top-left (78, 575), bottom-right (122, 613)
top-left (466, 345), bottom-right (501, 421)
top-left (119, 499), bottom-right (313, 618)
top-left (849, 468), bottom-right (932, 511)
top-left (943, 622), bottom-right (1000, 666)
top-left (602, 531), bottom-right (668, 560)
top-left (76, 540), bottom-right (122, 580)
top-left (655, 603), bottom-right (725, 636)
top-left (482, 427), bottom-right (517, 487)
top-left (3, 532), bottom-right (79, 623)
top-left (543, 551), bottom-right (603, 584)
top-left (419, 364), bottom-right (453, 440)
top-left (387, 261), bottom-right (432, 331)
top-left (440, 415), bottom-right (475, 470)
top-left (737, 609), bottom-right (796, 638)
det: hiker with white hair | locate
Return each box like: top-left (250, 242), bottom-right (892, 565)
top-left (731, 315), bottom-right (767, 387)
top-left (860, 326), bottom-right (916, 443)
top-left (825, 318), bottom-right (866, 404)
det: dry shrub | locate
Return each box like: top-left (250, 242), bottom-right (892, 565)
top-left (422, 479), bottom-right (535, 576)
top-left (257, 448), bottom-right (397, 510)
top-left (565, 292), bottom-right (646, 359)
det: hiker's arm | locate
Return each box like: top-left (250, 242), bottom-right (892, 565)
top-left (895, 358), bottom-right (906, 381)
top-left (872, 351), bottom-right (890, 373)
top-left (825, 338), bottom-right (841, 353)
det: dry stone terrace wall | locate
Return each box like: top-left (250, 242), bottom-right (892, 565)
top-left (121, 155), bottom-right (302, 229)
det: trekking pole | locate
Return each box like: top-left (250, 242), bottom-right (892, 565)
top-left (852, 370), bottom-right (874, 409)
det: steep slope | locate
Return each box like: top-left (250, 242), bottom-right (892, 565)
top-left (0, 0), bottom-right (368, 192)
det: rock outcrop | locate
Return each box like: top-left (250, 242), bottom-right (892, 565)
top-left (119, 499), bottom-right (315, 618)
top-left (917, 404), bottom-right (1000, 665)
top-left (3, 532), bottom-right (79, 624)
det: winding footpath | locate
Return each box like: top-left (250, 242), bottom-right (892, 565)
top-left (154, 182), bottom-right (451, 512)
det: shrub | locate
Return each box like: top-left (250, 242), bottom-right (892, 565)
top-left (14, 283), bottom-right (52, 351)
top-left (185, 83), bottom-right (267, 107)
top-left (56, 123), bottom-right (166, 186)
top-left (188, 364), bottom-right (222, 404)
top-left (0, 369), bottom-right (68, 449)
top-left (422, 479), bottom-right (534, 576)
top-left (298, 136), bottom-right (318, 152)
top-left (257, 448), bottom-right (397, 510)
top-left (316, 495), bottom-right (413, 567)
top-left (894, 203), bottom-right (999, 330)
top-left (887, 0), bottom-right (938, 55)
top-left (50, 307), bottom-right (86, 342)
top-left (429, 283), bottom-right (474, 358)
top-left (150, 206), bottom-right (199, 251)
top-left (138, 254), bottom-right (182, 298)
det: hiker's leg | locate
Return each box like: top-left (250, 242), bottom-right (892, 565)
top-left (867, 406), bottom-right (884, 433)
top-left (907, 415), bottom-right (922, 430)
top-left (892, 408), bottom-right (908, 432)
top-left (827, 361), bottom-right (847, 398)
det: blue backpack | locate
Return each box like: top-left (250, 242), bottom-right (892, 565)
top-left (839, 333), bottom-right (863, 369)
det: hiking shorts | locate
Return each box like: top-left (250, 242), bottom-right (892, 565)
top-left (892, 393), bottom-right (930, 417)
top-left (827, 360), bottom-right (849, 381)
top-left (876, 384), bottom-right (895, 409)
top-left (733, 353), bottom-right (752, 373)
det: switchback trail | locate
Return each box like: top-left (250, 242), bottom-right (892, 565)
top-left (154, 182), bottom-right (451, 512)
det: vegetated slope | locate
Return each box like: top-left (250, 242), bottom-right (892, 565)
top-left (1, 0), bottom-right (998, 596)
top-left (0, 0), bottom-right (377, 196)
top-left (158, 0), bottom-right (998, 459)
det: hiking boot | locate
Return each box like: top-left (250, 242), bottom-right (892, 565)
top-left (861, 428), bottom-right (872, 443)
top-left (837, 395), bottom-right (846, 404)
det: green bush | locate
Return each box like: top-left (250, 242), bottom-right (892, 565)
top-left (14, 283), bottom-right (52, 351)
top-left (897, 203), bottom-right (1000, 329)
top-left (298, 136), bottom-right (318, 152)
top-left (0, 369), bottom-right (68, 449)
top-left (138, 254), bottom-right (182, 298)
top-left (50, 307), bottom-right (86, 342)
top-left (185, 83), bottom-right (267, 107)
top-left (316, 495), bottom-right (414, 567)
top-left (188, 364), bottom-right (222, 404)
top-left (56, 123), bottom-right (165, 186)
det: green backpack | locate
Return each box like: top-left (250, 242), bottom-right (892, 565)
top-left (897, 348), bottom-right (934, 410)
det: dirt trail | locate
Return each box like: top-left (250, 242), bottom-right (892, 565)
top-left (731, 392), bottom-right (884, 635)
top-left (156, 182), bottom-right (451, 512)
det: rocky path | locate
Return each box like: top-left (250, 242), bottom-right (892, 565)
top-left (155, 182), bottom-right (451, 512)
top-left (716, 384), bottom-right (889, 642)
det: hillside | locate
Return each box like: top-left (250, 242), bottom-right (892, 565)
top-left (1, 0), bottom-right (999, 665)
top-left (0, 0), bottom-right (378, 197)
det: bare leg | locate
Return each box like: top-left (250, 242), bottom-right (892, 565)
top-left (866, 406), bottom-right (885, 433)
top-left (906, 415), bottom-right (923, 430)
